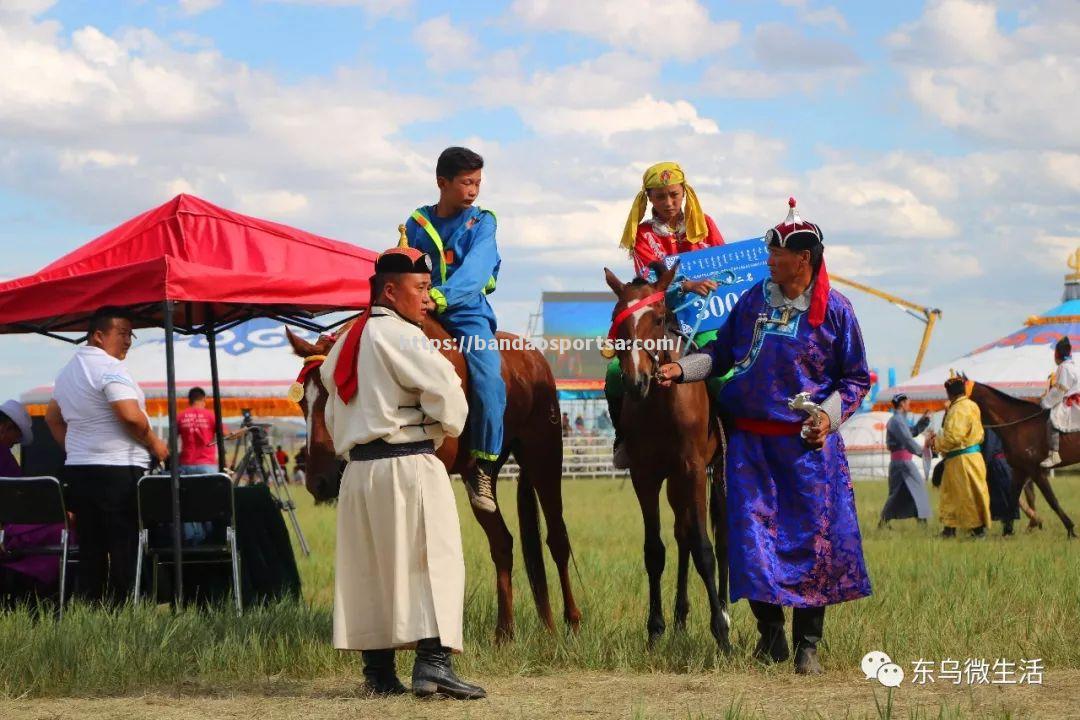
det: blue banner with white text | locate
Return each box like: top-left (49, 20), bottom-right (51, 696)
top-left (659, 237), bottom-right (771, 335)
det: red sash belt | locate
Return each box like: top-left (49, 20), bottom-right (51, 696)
top-left (1065, 394), bottom-right (1080, 408)
top-left (734, 417), bottom-right (803, 436)
top-left (890, 450), bottom-right (915, 461)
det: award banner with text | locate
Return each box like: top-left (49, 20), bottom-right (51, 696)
top-left (660, 237), bottom-right (770, 335)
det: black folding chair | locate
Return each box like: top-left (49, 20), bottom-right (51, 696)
top-left (134, 473), bottom-right (241, 614)
top-left (0, 476), bottom-right (76, 618)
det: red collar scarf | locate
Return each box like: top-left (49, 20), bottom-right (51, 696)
top-left (332, 313), bottom-right (370, 404)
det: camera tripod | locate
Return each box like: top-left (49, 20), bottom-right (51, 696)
top-left (229, 416), bottom-right (311, 557)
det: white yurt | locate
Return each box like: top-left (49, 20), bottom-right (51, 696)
top-left (881, 255), bottom-right (1080, 410)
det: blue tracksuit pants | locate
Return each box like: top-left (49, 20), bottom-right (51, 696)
top-left (439, 297), bottom-right (506, 461)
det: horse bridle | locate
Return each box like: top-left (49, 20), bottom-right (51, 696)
top-left (605, 290), bottom-right (679, 372)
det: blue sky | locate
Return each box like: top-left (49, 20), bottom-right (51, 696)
top-left (0, 0), bottom-right (1077, 402)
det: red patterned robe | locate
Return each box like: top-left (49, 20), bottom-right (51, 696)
top-left (632, 214), bottom-right (725, 278)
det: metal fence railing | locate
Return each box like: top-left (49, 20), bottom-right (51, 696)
top-left (496, 433), bottom-right (627, 480)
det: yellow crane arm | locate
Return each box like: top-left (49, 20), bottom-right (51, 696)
top-left (830, 274), bottom-right (942, 376)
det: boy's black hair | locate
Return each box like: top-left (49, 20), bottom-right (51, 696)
top-left (188, 387), bottom-right (207, 404)
top-left (436, 146), bottom-right (484, 180)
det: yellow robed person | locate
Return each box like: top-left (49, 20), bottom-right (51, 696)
top-left (934, 377), bottom-right (992, 535)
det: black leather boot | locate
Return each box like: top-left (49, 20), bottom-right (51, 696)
top-left (749, 601), bottom-right (789, 664)
top-left (412, 637), bottom-right (486, 700)
top-left (361, 649), bottom-right (406, 696)
top-left (793, 606), bottom-right (825, 675)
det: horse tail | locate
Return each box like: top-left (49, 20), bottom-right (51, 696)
top-left (515, 443), bottom-right (551, 622)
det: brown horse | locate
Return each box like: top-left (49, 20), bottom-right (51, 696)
top-left (286, 318), bottom-right (583, 640)
top-left (967, 380), bottom-right (1077, 538)
top-left (604, 263), bottom-right (731, 651)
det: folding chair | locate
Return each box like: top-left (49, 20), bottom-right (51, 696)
top-left (0, 476), bottom-right (76, 619)
top-left (134, 473), bottom-right (242, 614)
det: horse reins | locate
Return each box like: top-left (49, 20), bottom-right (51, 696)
top-left (982, 409), bottom-right (1047, 429)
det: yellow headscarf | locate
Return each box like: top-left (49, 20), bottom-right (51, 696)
top-left (620, 161), bottom-right (707, 252)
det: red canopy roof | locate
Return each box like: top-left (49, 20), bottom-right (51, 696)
top-left (0, 194), bottom-right (377, 333)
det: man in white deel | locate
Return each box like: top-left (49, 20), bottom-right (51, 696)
top-left (45, 307), bottom-right (169, 604)
top-left (321, 245), bottom-right (484, 700)
top-left (1041, 336), bottom-right (1080, 467)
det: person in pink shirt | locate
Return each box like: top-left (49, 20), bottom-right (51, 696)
top-left (178, 387), bottom-right (218, 475)
top-left (177, 387), bottom-right (218, 545)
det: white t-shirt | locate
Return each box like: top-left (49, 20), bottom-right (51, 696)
top-left (53, 346), bottom-right (151, 467)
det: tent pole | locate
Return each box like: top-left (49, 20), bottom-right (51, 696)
top-left (206, 310), bottom-right (227, 472)
top-left (163, 300), bottom-right (184, 606)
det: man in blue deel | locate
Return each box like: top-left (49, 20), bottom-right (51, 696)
top-left (403, 146), bottom-right (503, 514)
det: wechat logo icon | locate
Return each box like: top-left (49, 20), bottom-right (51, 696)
top-left (862, 650), bottom-right (905, 687)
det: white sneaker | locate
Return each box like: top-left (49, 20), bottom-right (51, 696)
top-left (612, 441), bottom-right (630, 470)
top-left (1040, 451), bottom-right (1061, 469)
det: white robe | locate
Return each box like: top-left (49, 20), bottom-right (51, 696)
top-left (1042, 357), bottom-right (1080, 432)
top-left (322, 305), bottom-right (469, 651)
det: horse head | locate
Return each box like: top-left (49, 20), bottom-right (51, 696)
top-left (603, 262), bottom-right (679, 400)
top-left (286, 326), bottom-right (345, 503)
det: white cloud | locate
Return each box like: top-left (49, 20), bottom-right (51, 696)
top-left (531, 95), bottom-right (718, 140)
top-left (807, 164), bottom-right (958, 240)
top-left (476, 52), bottom-right (718, 140)
top-left (72, 26), bottom-right (125, 66)
top-left (0, 0), bottom-right (55, 20)
top-left (826, 245), bottom-right (881, 278)
top-left (60, 149), bottom-right (138, 170)
top-left (779, 0), bottom-right (849, 32)
top-left (238, 190), bottom-right (310, 217)
top-left (262, 0), bottom-right (411, 15)
top-left (511, 0), bottom-right (739, 60)
top-left (754, 23), bottom-right (861, 71)
top-left (700, 24), bottom-right (863, 99)
top-left (888, 0), bottom-right (1008, 65)
top-left (1, 1), bottom-right (1077, 393)
top-left (888, 0), bottom-right (1079, 148)
top-left (178, 0), bottom-right (222, 16)
top-left (413, 15), bottom-right (477, 72)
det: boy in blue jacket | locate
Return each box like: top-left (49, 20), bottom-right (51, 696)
top-left (403, 147), bottom-right (503, 513)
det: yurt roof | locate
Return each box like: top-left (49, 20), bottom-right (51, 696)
top-left (880, 262), bottom-right (1080, 408)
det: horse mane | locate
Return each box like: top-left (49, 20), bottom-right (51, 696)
top-left (974, 380), bottom-right (1039, 409)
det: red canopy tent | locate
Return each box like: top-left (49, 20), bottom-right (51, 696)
top-left (0, 194), bottom-right (378, 601)
top-left (0, 193), bottom-right (376, 335)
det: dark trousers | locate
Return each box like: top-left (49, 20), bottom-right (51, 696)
top-left (749, 600), bottom-right (826, 652)
top-left (64, 465), bottom-right (143, 605)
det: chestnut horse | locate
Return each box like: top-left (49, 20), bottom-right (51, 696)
top-left (286, 319), bottom-right (583, 640)
top-left (604, 264), bottom-right (731, 652)
top-left (967, 379), bottom-right (1077, 538)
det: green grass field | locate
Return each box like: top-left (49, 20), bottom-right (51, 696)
top-left (2, 474), bottom-right (1079, 719)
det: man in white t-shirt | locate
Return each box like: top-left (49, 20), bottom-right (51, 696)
top-left (45, 307), bottom-right (168, 604)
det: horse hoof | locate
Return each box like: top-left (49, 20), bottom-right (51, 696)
top-left (647, 631), bottom-right (665, 649)
top-left (494, 627), bottom-right (514, 645)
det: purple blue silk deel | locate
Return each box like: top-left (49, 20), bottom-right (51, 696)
top-left (699, 281), bottom-right (872, 608)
